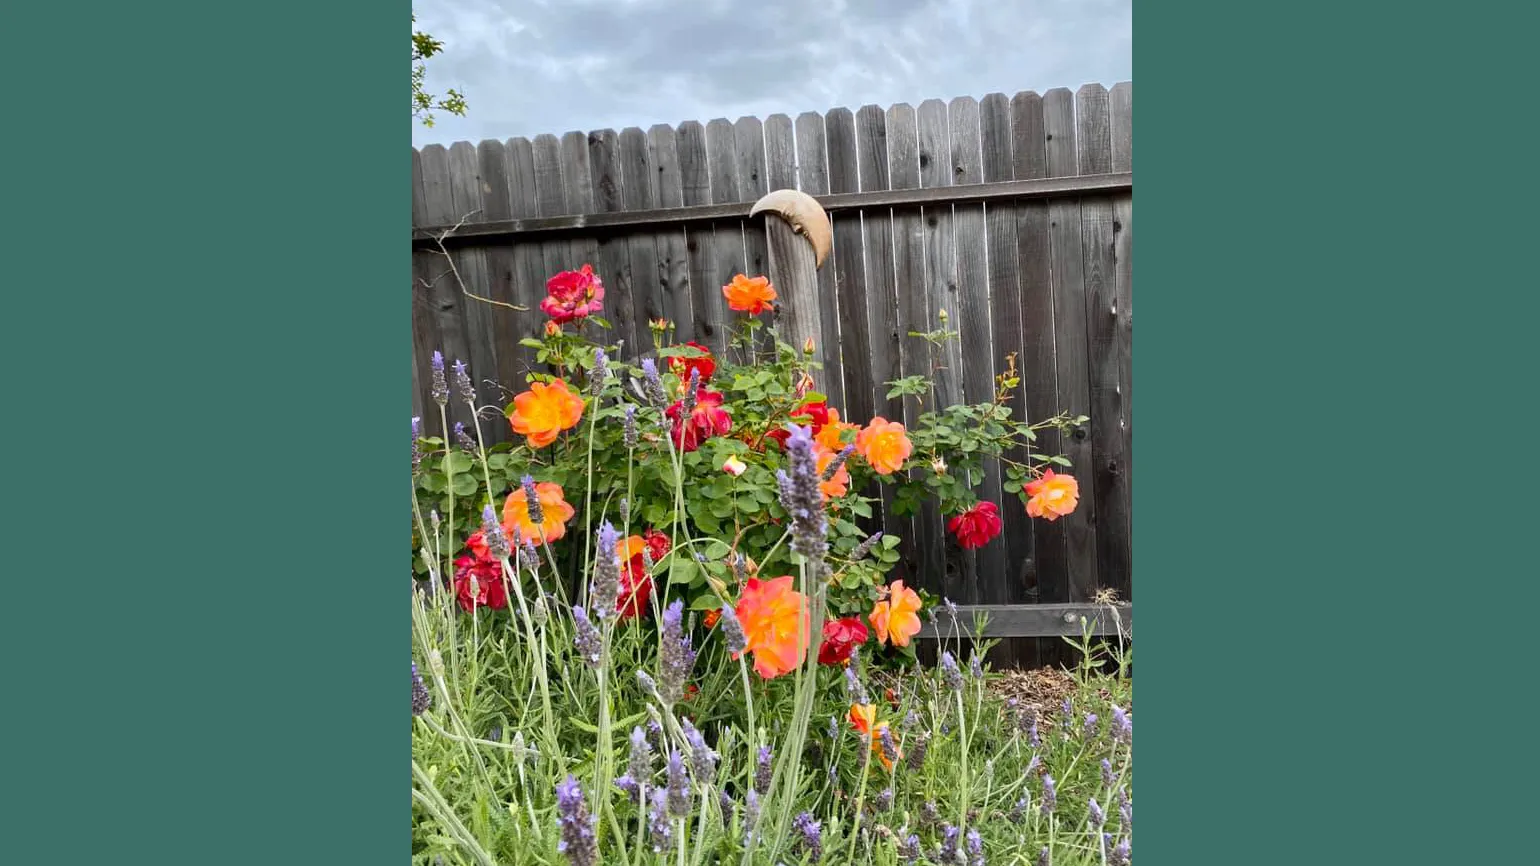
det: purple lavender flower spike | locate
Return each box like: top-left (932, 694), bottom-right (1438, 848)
top-left (411, 417), bottom-right (422, 470)
top-left (411, 661), bottom-right (431, 715)
top-left (454, 422), bottom-right (477, 452)
top-left (905, 731), bottom-right (929, 771)
top-left (591, 521), bottom-right (621, 618)
top-left (1118, 789), bottom-right (1131, 831)
top-left (717, 605), bottom-right (747, 655)
top-left (571, 607), bottom-right (602, 668)
top-left (521, 475), bottom-right (544, 525)
top-left (647, 788), bottom-right (673, 852)
top-left (828, 715), bottom-right (840, 741)
top-left (1084, 712), bottom-right (1099, 739)
top-left (639, 358), bottom-right (668, 408)
top-left (1037, 847), bottom-right (1050, 866)
top-left (554, 776), bottom-right (597, 866)
top-left (430, 351), bottom-right (449, 407)
top-left (1088, 798), bottom-right (1105, 829)
top-left (792, 812), bottom-right (822, 862)
top-left (1029, 718), bottom-right (1041, 749)
top-left (822, 443), bottom-right (855, 481)
top-left (679, 368), bottom-right (701, 417)
top-left (618, 497), bottom-right (630, 527)
top-left (743, 789), bottom-right (762, 846)
top-left (1040, 774), bottom-right (1057, 815)
top-left (848, 530), bottom-right (883, 561)
top-left (898, 831), bottom-right (922, 866)
top-left (665, 749), bottom-right (690, 817)
top-left (940, 651), bottom-right (964, 692)
top-left (1101, 758), bottom-right (1115, 787)
top-left (681, 717), bottom-right (719, 787)
top-left (943, 597), bottom-right (959, 620)
top-left (657, 601), bottom-right (697, 704)
top-left (1061, 697), bottom-right (1074, 720)
top-left (1010, 794), bottom-right (1029, 822)
top-left (452, 359), bottom-right (475, 405)
top-left (636, 670), bottom-right (659, 699)
top-left (874, 787), bottom-right (894, 812)
top-left (970, 652), bottom-right (985, 680)
top-left (845, 666), bottom-right (870, 706)
top-left (938, 824), bottom-right (960, 864)
top-left (920, 800), bottom-right (939, 828)
top-left (902, 709), bottom-right (918, 730)
top-left (1112, 704), bottom-right (1132, 743)
top-left (646, 718), bottom-right (665, 753)
top-left (590, 348), bottom-right (608, 397)
top-left (1110, 838), bottom-right (1131, 866)
top-left (623, 404), bottom-right (639, 449)
top-left (966, 828), bottom-right (985, 866)
top-left (614, 726), bottom-right (653, 803)
top-left (879, 726), bottom-right (899, 765)
top-left (482, 505), bottom-right (511, 559)
top-left (754, 745), bottom-right (773, 794)
top-left (780, 423), bottom-right (829, 565)
top-left (718, 789), bottom-right (733, 816)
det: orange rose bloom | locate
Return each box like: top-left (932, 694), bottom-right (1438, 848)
top-left (722, 274), bottom-right (777, 315)
top-left (848, 703), bottom-right (899, 770)
top-left (856, 416), bottom-right (913, 476)
top-left (502, 481), bottom-right (576, 547)
top-left (734, 575), bottom-right (810, 679)
top-left (1024, 469), bottom-right (1080, 521)
top-left (815, 445), bottom-right (850, 502)
top-left (507, 379), bottom-right (585, 448)
top-left (815, 407), bottom-right (860, 451)
top-left (870, 579), bottom-right (923, 647)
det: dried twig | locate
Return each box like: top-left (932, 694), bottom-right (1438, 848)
top-left (429, 211), bottom-right (529, 313)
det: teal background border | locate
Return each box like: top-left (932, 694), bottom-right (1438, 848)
top-left (3, 1), bottom-right (1534, 864)
top-left (6, 1), bottom-right (407, 862)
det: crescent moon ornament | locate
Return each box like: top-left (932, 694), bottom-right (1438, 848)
top-left (749, 189), bottom-right (832, 268)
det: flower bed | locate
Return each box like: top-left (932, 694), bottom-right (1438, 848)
top-left (410, 263), bottom-right (1130, 865)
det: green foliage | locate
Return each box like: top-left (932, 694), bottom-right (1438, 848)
top-left (412, 14), bottom-right (466, 127)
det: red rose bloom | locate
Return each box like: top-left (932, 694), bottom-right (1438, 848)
top-left (617, 560), bottom-right (653, 621)
top-left (817, 616), bottom-right (869, 665)
top-left (668, 341), bottom-right (717, 388)
top-left (767, 399), bottom-right (830, 449)
top-left (465, 530), bottom-right (491, 560)
top-left (452, 555), bottom-right (507, 612)
top-left (539, 264), bottom-right (605, 324)
top-left (948, 501), bottom-right (1003, 550)
top-left (665, 387), bottom-right (732, 452)
top-left (643, 528), bottom-right (671, 563)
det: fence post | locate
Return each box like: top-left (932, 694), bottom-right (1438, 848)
top-left (753, 189), bottom-right (830, 369)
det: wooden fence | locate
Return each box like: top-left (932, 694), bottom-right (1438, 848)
top-left (412, 82), bottom-right (1132, 666)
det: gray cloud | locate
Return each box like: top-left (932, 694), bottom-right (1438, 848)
top-left (412, 0), bottom-right (1131, 146)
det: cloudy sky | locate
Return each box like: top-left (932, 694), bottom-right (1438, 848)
top-left (412, 0), bottom-right (1131, 147)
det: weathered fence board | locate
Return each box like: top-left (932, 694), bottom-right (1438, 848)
top-left (411, 83), bottom-right (1135, 665)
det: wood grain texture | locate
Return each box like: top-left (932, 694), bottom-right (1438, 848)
top-left (704, 119), bottom-right (746, 355)
top-left (475, 138), bottom-right (528, 405)
top-left (733, 117), bottom-right (771, 356)
top-left (795, 110), bottom-right (845, 412)
top-left (1075, 85), bottom-right (1129, 603)
top-left (648, 124), bottom-right (694, 349)
top-left (676, 121), bottom-right (720, 353)
top-left (915, 97), bottom-right (962, 600)
top-left (416, 144), bottom-right (475, 435)
top-left (948, 96), bottom-right (995, 604)
top-left (587, 129), bottom-right (636, 359)
top-left (619, 126), bottom-right (663, 343)
top-left (916, 603), bottom-right (1131, 638)
top-left (980, 93), bottom-right (1027, 609)
top-left (826, 106), bottom-right (875, 435)
top-left (1043, 87), bottom-right (1099, 603)
top-left (447, 142), bottom-right (502, 440)
top-left (560, 131), bottom-right (606, 350)
top-left (887, 101), bottom-right (940, 590)
top-left (1110, 81), bottom-right (1133, 602)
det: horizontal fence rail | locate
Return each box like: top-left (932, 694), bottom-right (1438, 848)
top-left (412, 82), bottom-right (1133, 667)
top-left (917, 604), bottom-right (1132, 639)
top-left (413, 172), bottom-right (1132, 246)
